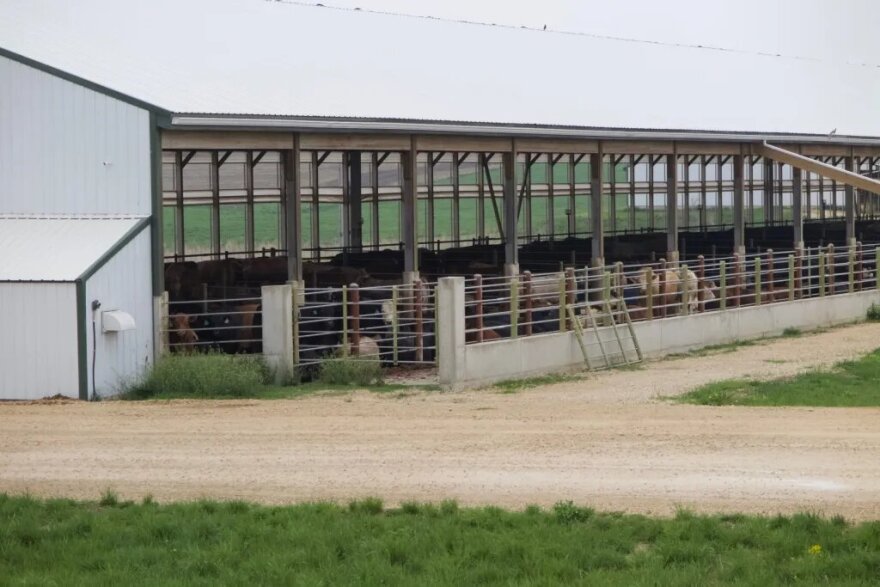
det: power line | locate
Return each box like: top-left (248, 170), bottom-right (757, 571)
top-left (268, 0), bottom-right (879, 68)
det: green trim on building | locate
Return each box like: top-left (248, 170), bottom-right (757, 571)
top-left (0, 47), bottom-right (171, 117)
top-left (76, 218), bottom-right (152, 283)
top-left (75, 280), bottom-right (88, 401)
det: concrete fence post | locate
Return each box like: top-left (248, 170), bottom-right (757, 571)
top-left (153, 292), bottom-right (169, 359)
top-left (261, 284), bottom-right (294, 384)
top-left (438, 277), bottom-right (466, 390)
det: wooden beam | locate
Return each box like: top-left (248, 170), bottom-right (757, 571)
top-left (300, 133), bottom-right (410, 152)
top-left (417, 135), bottom-right (512, 153)
top-left (514, 138), bottom-right (598, 154)
top-left (755, 142), bottom-right (880, 195)
top-left (163, 131), bottom-right (294, 150)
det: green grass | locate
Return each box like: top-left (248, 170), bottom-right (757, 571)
top-left (167, 199), bottom-right (797, 257)
top-left (123, 353), bottom-right (271, 399)
top-left (493, 372), bottom-right (583, 394)
top-left (677, 349), bottom-right (880, 407)
top-left (122, 353), bottom-right (421, 400)
top-left (2, 494), bottom-right (880, 585)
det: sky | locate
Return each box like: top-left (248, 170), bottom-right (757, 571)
top-left (293, 0), bottom-right (879, 66)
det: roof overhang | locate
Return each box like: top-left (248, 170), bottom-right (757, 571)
top-left (169, 114), bottom-right (880, 148)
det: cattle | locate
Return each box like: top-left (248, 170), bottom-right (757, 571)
top-left (168, 313), bottom-right (199, 351)
top-left (628, 267), bottom-right (716, 314)
top-left (164, 262), bottom-right (199, 301)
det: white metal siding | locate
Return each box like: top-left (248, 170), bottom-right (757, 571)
top-left (0, 55), bottom-right (151, 216)
top-left (84, 228), bottom-right (153, 398)
top-left (0, 283), bottom-right (77, 400)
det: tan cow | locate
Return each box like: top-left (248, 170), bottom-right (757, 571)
top-left (629, 268), bottom-right (716, 314)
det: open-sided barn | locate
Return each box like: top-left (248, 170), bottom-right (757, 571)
top-left (2, 0), bottom-right (880, 398)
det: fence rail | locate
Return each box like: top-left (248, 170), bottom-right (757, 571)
top-left (463, 242), bottom-right (879, 345)
top-left (296, 280), bottom-right (437, 367)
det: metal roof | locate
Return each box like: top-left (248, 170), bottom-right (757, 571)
top-left (1, 0), bottom-right (879, 138)
top-left (0, 216), bottom-right (146, 282)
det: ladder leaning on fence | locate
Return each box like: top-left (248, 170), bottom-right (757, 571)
top-left (566, 291), bottom-right (643, 371)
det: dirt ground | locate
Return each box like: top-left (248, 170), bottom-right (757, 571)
top-left (2, 324), bottom-right (880, 519)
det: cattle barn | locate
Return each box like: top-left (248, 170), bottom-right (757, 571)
top-left (2, 0), bottom-right (880, 399)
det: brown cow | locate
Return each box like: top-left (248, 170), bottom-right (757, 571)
top-left (168, 313), bottom-right (199, 351)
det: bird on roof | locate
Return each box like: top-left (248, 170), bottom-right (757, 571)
top-left (830, 128), bottom-right (838, 135)
top-left (543, 24), bottom-right (547, 30)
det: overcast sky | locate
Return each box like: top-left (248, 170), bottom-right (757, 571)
top-left (307, 0), bottom-right (878, 65)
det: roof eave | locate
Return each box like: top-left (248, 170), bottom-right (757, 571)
top-left (169, 114), bottom-right (880, 146)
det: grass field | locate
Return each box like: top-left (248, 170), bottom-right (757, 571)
top-left (165, 201), bottom-right (792, 258)
top-left (677, 348), bottom-right (880, 407)
top-left (2, 494), bottom-right (879, 585)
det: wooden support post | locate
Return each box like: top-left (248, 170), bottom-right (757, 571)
top-left (350, 283), bottom-right (360, 355)
top-left (210, 151), bottom-right (221, 258)
top-left (659, 259), bottom-right (668, 318)
top-left (285, 137), bottom-right (303, 282)
top-left (558, 272), bottom-right (567, 332)
top-left (680, 264), bottom-right (690, 316)
top-left (666, 151), bottom-right (679, 263)
top-left (346, 151), bottom-right (363, 253)
top-left (509, 276), bottom-right (519, 339)
top-left (414, 279), bottom-right (424, 361)
top-left (174, 151), bottom-right (185, 257)
top-left (391, 285), bottom-right (399, 365)
top-left (827, 244), bottom-right (836, 294)
top-left (503, 148), bottom-right (518, 272)
top-left (764, 157), bottom-right (775, 225)
top-left (733, 155), bottom-right (746, 255)
top-left (590, 148), bottom-right (605, 265)
top-left (291, 282), bottom-right (300, 367)
top-left (792, 166), bottom-right (804, 250)
top-left (818, 250), bottom-right (826, 297)
top-left (565, 268), bottom-right (576, 330)
top-left (848, 245), bottom-right (856, 294)
top-left (845, 156), bottom-right (856, 246)
top-left (754, 257), bottom-right (762, 306)
top-left (474, 274), bottom-right (484, 343)
top-left (402, 138), bottom-right (419, 276)
top-left (719, 261), bottom-right (727, 310)
top-left (788, 254), bottom-right (795, 302)
top-left (795, 248), bottom-right (803, 299)
top-left (645, 266), bottom-right (654, 319)
top-left (341, 285), bottom-right (349, 356)
top-left (523, 271), bottom-right (533, 336)
top-left (876, 247), bottom-right (880, 289)
top-left (245, 151), bottom-right (255, 257)
top-left (856, 242), bottom-right (864, 292)
top-left (766, 249), bottom-right (774, 302)
top-left (697, 255), bottom-right (705, 312)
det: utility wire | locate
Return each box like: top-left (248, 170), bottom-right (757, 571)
top-left (268, 0), bottom-right (879, 68)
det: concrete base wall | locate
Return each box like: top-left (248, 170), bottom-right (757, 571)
top-left (441, 285), bottom-right (880, 389)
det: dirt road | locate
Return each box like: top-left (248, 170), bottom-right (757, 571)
top-left (2, 324), bottom-right (879, 519)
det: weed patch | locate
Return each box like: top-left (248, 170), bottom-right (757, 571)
top-left (676, 349), bottom-right (880, 407)
top-left (318, 356), bottom-right (384, 386)
top-left (124, 352), bottom-right (270, 399)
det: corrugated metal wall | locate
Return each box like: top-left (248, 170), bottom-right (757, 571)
top-left (85, 228), bottom-right (154, 397)
top-left (0, 283), bottom-right (77, 399)
top-left (0, 55), bottom-right (151, 216)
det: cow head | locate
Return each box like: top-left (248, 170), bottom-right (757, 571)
top-left (169, 313), bottom-right (199, 349)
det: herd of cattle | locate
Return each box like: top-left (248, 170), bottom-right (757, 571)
top-left (164, 226), bottom-right (876, 370)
